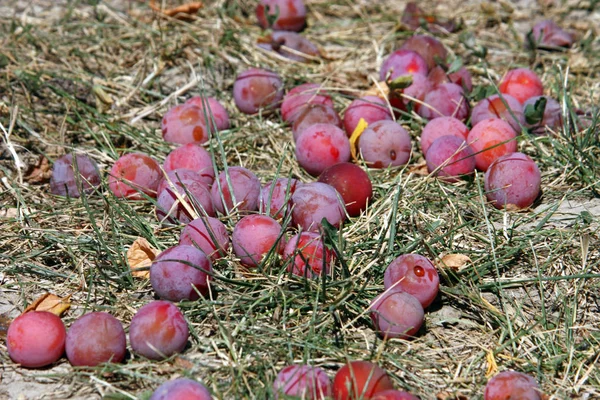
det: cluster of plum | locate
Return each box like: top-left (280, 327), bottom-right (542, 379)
top-left (271, 360), bottom-right (543, 399)
top-left (6, 302), bottom-right (210, 398)
top-left (22, 1), bottom-right (572, 398)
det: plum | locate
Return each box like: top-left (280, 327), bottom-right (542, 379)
top-left (370, 289), bottom-right (424, 339)
top-left (273, 364), bottom-right (332, 399)
top-left (65, 312), bottom-right (126, 367)
top-left (343, 96), bottom-right (392, 137)
top-left (283, 232), bottom-right (334, 278)
top-left (150, 378), bottom-right (212, 400)
top-left (7, 311), bottom-right (66, 368)
top-left (108, 153), bottom-right (162, 200)
top-left (358, 120), bottom-right (412, 168)
top-left (295, 123), bottom-right (352, 176)
top-left (50, 154), bottom-right (101, 197)
top-left (258, 31), bottom-right (319, 62)
top-left (318, 162), bottom-right (373, 217)
top-left (150, 245), bottom-right (213, 301)
top-left (425, 135), bottom-right (476, 182)
top-left (380, 50), bottom-right (428, 81)
top-left (161, 103), bottom-right (210, 145)
top-left (156, 169), bottom-right (215, 223)
top-left (185, 96), bottom-right (230, 131)
top-left (333, 361), bottom-right (394, 400)
top-left (528, 20), bottom-right (574, 48)
top-left (471, 94), bottom-right (525, 134)
top-left (420, 116), bottom-right (469, 156)
top-left (129, 300), bottom-right (189, 360)
top-left (484, 152), bottom-right (541, 210)
top-left (467, 118), bottom-right (518, 172)
top-left (418, 83), bottom-right (469, 121)
top-left (256, 0), bottom-right (307, 32)
top-left (498, 68), bottom-right (544, 104)
top-left (484, 370), bottom-right (542, 400)
top-left (383, 254), bottom-right (440, 309)
top-left (400, 35), bottom-right (448, 69)
top-left (281, 83), bottom-right (334, 124)
top-left (291, 182), bottom-right (345, 232)
top-left (163, 143), bottom-right (215, 184)
top-left (292, 104), bottom-right (342, 141)
top-left (179, 216), bottom-right (230, 261)
top-left (232, 214), bottom-right (285, 267)
top-left (211, 166), bottom-right (261, 215)
top-left (259, 177), bottom-right (300, 219)
top-left (233, 68), bottom-right (284, 115)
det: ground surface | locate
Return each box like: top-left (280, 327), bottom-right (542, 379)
top-left (0, 0), bottom-right (599, 399)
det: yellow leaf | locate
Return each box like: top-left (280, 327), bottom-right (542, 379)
top-left (23, 293), bottom-right (71, 317)
top-left (439, 254), bottom-right (471, 271)
top-left (485, 349), bottom-right (498, 378)
top-left (127, 237), bottom-right (160, 279)
top-left (349, 118), bottom-right (369, 161)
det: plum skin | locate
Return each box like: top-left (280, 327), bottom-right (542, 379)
top-left (484, 152), bottom-right (541, 210)
top-left (295, 123), bottom-right (352, 176)
top-left (332, 361), bottom-right (394, 400)
top-left (273, 364), bottom-right (332, 399)
top-left (233, 68), bottom-right (284, 115)
top-left (65, 312), bottom-right (126, 367)
top-left (467, 118), bottom-right (518, 172)
top-left (291, 182), bottom-right (346, 232)
top-left (150, 378), bottom-right (212, 400)
top-left (420, 116), bottom-right (469, 156)
top-left (7, 311), bottom-right (66, 368)
top-left (370, 289), bottom-right (425, 339)
top-left (425, 136), bottom-right (476, 182)
top-left (383, 254), bottom-right (440, 309)
top-left (107, 153), bottom-right (162, 200)
top-left (484, 370), bottom-right (542, 400)
top-left (129, 300), bottom-right (189, 360)
top-left (283, 232), bottom-right (334, 278)
top-left (318, 162), bottom-right (373, 217)
top-left (179, 216), bottom-right (230, 261)
top-left (50, 154), bottom-right (101, 197)
top-left (232, 214), bottom-right (285, 268)
top-left (150, 244), bottom-right (213, 302)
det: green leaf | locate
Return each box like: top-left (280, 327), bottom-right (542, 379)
top-left (524, 96), bottom-right (547, 125)
top-left (265, 4), bottom-right (280, 28)
top-left (447, 57), bottom-right (463, 74)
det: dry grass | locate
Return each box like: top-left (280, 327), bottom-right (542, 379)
top-left (0, 0), bottom-right (599, 399)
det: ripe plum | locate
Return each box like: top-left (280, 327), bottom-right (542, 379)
top-left (185, 96), bottom-right (230, 131)
top-left (150, 245), bottom-right (212, 301)
top-left (383, 254), bottom-right (439, 308)
top-left (343, 96), bottom-right (392, 137)
top-left (179, 216), bottom-right (230, 261)
top-left (273, 364), bottom-right (332, 399)
top-left (471, 94), bottom-right (524, 134)
top-left (484, 152), bottom-right (541, 210)
top-left (50, 154), bottom-right (101, 197)
top-left (256, 0), bottom-right (307, 32)
top-left (281, 83), bottom-right (334, 124)
top-left (232, 214), bottom-right (285, 267)
top-left (484, 370), bottom-right (542, 400)
top-left (156, 169), bottom-right (215, 223)
top-left (332, 361), bottom-right (394, 400)
top-left (418, 83), bottom-right (469, 121)
top-left (161, 103), bottom-right (210, 145)
top-left (295, 123), bottom-right (351, 176)
top-left (292, 104), bottom-right (342, 141)
top-left (129, 300), bottom-right (189, 360)
top-left (380, 50), bottom-right (428, 81)
top-left (420, 116), bottom-right (469, 156)
top-left (259, 177), bottom-right (300, 219)
top-left (108, 153), bottom-right (162, 200)
top-left (370, 289), bottom-right (424, 339)
top-left (467, 118), bottom-right (518, 172)
top-left (258, 31), bottom-right (319, 62)
top-left (425, 136), bottom-right (475, 182)
top-left (211, 166), bottom-right (261, 214)
top-left (318, 162), bottom-right (372, 217)
top-left (358, 120), bottom-right (412, 168)
top-left (400, 35), bottom-right (448, 69)
top-left (283, 232), bottom-right (334, 278)
top-left (291, 182), bottom-right (345, 232)
top-left (498, 68), bottom-right (544, 104)
top-left (233, 68), bottom-right (284, 115)
top-left (150, 378), bottom-right (212, 400)
top-left (163, 143), bottom-right (215, 184)
top-left (65, 312), bottom-right (126, 367)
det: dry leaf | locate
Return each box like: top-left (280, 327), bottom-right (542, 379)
top-left (349, 118), bottom-right (369, 161)
top-left (23, 293), bottom-right (71, 317)
top-left (24, 155), bottom-right (51, 184)
top-left (408, 161), bottom-right (428, 176)
top-left (485, 349), bottom-right (498, 378)
top-left (0, 315), bottom-right (11, 340)
top-left (127, 237), bottom-right (160, 278)
top-left (439, 253), bottom-right (471, 271)
top-left (149, 0), bottom-right (203, 19)
top-left (362, 80), bottom-right (389, 98)
top-left (173, 356), bottom-right (194, 369)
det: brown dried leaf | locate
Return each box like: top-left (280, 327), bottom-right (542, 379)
top-left (23, 293), bottom-right (71, 317)
top-left (173, 356), bottom-right (194, 369)
top-left (149, 0), bottom-right (203, 19)
top-left (439, 253), bottom-right (471, 271)
top-left (409, 161), bottom-right (428, 176)
top-left (362, 81), bottom-right (390, 98)
top-left (24, 155), bottom-right (52, 184)
top-left (0, 315), bottom-right (11, 340)
top-left (127, 237), bottom-right (159, 278)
